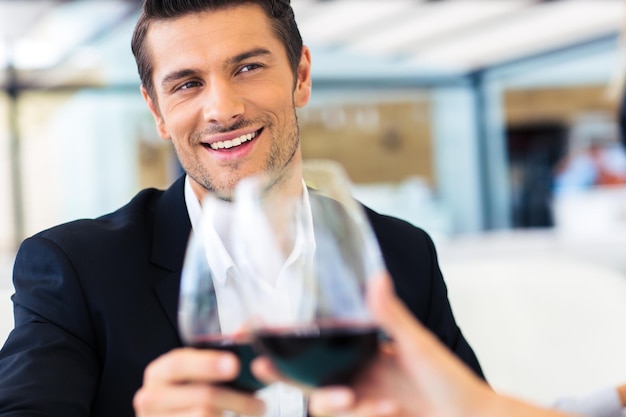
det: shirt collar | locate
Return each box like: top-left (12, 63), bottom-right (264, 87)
top-left (184, 176), bottom-right (235, 287)
top-left (184, 176), bottom-right (202, 232)
top-left (184, 175), bottom-right (314, 288)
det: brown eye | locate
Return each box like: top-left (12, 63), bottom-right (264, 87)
top-left (178, 81), bottom-right (201, 91)
top-left (239, 63), bottom-right (262, 74)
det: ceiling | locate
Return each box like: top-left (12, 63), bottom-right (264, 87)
top-left (0, 0), bottom-right (624, 89)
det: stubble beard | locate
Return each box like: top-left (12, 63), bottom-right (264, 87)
top-left (179, 110), bottom-right (301, 198)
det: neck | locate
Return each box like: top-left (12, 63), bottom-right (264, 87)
top-left (265, 157), bottom-right (304, 202)
top-left (191, 157), bottom-right (305, 206)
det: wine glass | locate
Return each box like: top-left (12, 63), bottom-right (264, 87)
top-left (230, 159), bottom-right (387, 387)
top-left (177, 193), bottom-right (265, 393)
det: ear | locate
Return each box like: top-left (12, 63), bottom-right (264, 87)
top-left (141, 86), bottom-right (171, 140)
top-left (293, 46), bottom-right (312, 108)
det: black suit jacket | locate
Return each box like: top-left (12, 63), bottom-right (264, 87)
top-left (0, 176), bottom-right (482, 417)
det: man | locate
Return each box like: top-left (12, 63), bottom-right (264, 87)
top-left (0, 1), bottom-right (482, 416)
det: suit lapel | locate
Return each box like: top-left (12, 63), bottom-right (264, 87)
top-left (154, 271), bottom-right (183, 333)
top-left (151, 176), bottom-right (192, 332)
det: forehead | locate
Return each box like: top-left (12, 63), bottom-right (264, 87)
top-left (145, 4), bottom-right (285, 77)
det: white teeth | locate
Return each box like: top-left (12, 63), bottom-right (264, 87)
top-left (209, 131), bottom-right (257, 150)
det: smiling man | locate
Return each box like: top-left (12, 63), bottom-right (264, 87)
top-left (0, 1), bottom-right (483, 417)
top-left (136, 1), bottom-right (309, 201)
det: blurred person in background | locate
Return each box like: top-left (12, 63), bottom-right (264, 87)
top-left (553, 138), bottom-right (626, 194)
top-left (0, 1), bottom-right (483, 416)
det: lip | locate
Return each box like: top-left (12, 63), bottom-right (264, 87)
top-left (202, 127), bottom-right (261, 146)
top-left (201, 127), bottom-right (263, 161)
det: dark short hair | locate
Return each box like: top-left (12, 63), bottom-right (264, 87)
top-left (131, 0), bottom-right (303, 104)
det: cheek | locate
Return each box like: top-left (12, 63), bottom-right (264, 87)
top-left (164, 107), bottom-right (198, 138)
top-left (251, 83), bottom-right (293, 113)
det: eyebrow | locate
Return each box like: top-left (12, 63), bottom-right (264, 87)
top-left (160, 69), bottom-right (198, 89)
top-left (159, 48), bottom-right (273, 89)
top-left (225, 47), bottom-right (272, 66)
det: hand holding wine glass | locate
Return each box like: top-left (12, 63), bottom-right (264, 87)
top-left (178, 194), bottom-right (265, 393)
top-left (231, 159), bottom-right (388, 388)
top-left (134, 202), bottom-right (268, 417)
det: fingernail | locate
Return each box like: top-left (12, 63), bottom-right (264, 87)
top-left (326, 390), bottom-right (352, 407)
top-left (375, 400), bottom-right (398, 415)
top-left (217, 355), bottom-right (236, 374)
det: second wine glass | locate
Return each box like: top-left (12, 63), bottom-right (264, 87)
top-left (231, 159), bottom-right (387, 387)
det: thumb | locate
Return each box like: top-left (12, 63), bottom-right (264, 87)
top-left (366, 272), bottom-right (439, 355)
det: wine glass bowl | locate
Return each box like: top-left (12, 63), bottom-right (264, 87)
top-left (231, 159), bottom-right (386, 387)
top-left (254, 320), bottom-right (380, 387)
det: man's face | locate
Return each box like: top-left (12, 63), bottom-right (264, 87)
top-left (142, 4), bottom-right (311, 199)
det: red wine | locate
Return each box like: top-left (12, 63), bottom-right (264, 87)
top-left (255, 323), bottom-right (379, 387)
top-left (192, 337), bottom-right (266, 393)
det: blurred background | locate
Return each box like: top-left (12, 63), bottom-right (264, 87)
top-left (1, 0), bottom-right (626, 409)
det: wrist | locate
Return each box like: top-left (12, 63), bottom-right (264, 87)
top-left (480, 393), bottom-right (519, 417)
top-left (465, 385), bottom-right (507, 417)
top-left (475, 391), bottom-right (570, 417)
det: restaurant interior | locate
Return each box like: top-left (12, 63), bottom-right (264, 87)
top-left (1, 0), bottom-right (625, 408)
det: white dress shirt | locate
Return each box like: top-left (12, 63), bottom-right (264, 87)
top-left (184, 176), bottom-right (309, 417)
top-left (553, 386), bottom-right (626, 417)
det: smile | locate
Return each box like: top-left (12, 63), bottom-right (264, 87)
top-left (208, 129), bottom-right (260, 150)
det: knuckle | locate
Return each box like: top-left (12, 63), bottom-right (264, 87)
top-left (144, 350), bottom-right (182, 382)
top-left (132, 387), bottom-right (151, 412)
top-left (198, 384), bottom-right (219, 406)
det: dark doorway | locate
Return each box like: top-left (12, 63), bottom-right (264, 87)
top-left (507, 123), bottom-right (567, 228)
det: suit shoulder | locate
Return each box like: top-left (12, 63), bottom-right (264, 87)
top-left (364, 205), bottom-right (434, 248)
top-left (33, 187), bottom-right (165, 244)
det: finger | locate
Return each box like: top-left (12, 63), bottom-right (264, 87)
top-left (310, 391), bottom-right (399, 417)
top-left (134, 381), bottom-right (266, 416)
top-left (350, 399), bottom-right (399, 417)
top-left (250, 356), bottom-right (281, 384)
top-left (133, 383), bottom-right (221, 414)
top-left (143, 347), bottom-right (239, 386)
top-left (367, 273), bottom-right (480, 385)
top-left (251, 356), bottom-right (315, 394)
top-left (367, 273), bottom-right (439, 355)
top-left (308, 386), bottom-right (355, 416)
top-left (205, 385), bottom-right (266, 416)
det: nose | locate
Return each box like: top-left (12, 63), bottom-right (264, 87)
top-left (201, 77), bottom-right (244, 127)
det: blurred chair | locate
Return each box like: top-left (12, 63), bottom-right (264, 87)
top-left (0, 286), bottom-right (13, 346)
top-left (443, 255), bottom-right (626, 407)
